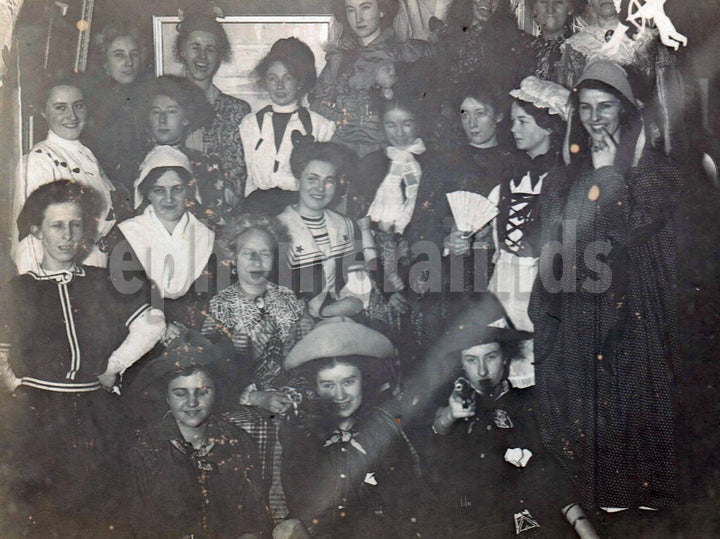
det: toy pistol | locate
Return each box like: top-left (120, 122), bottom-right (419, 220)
top-left (453, 377), bottom-right (475, 409)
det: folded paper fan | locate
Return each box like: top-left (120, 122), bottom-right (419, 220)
top-left (446, 190), bottom-right (498, 236)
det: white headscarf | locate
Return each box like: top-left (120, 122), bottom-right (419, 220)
top-left (133, 145), bottom-right (198, 209)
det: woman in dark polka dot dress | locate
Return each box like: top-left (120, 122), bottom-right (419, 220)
top-left (530, 60), bottom-right (682, 514)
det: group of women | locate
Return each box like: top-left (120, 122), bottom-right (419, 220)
top-left (0, 0), bottom-right (692, 537)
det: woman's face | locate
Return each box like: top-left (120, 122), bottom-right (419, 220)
top-left (235, 228), bottom-right (274, 292)
top-left (344, 0), bottom-right (383, 41)
top-left (578, 88), bottom-right (623, 143)
top-left (383, 107), bottom-right (418, 149)
top-left (147, 170), bottom-right (188, 226)
top-left (316, 363), bottom-right (363, 419)
top-left (297, 159), bottom-right (338, 217)
top-left (105, 35), bottom-right (141, 85)
top-left (461, 342), bottom-right (506, 397)
top-left (510, 102), bottom-right (552, 158)
top-left (588, 0), bottom-right (619, 21)
top-left (33, 201), bottom-right (84, 271)
top-left (149, 94), bottom-right (188, 145)
top-left (534, 0), bottom-right (573, 36)
top-left (180, 30), bottom-right (221, 83)
top-left (265, 61), bottom-right (300, 107)
top-left (43, 85), bottom-right (86, 141)
top-left (472, 0), bottom-right (500, 25)
top-left (167, 369), bottom-right (216, 430)
top-left (460, 97), bottom-right (502, 148)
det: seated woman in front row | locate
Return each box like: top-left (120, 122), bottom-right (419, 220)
top-left (0, 180), bottom-right (164, 535)
top-left (426, 294), bottom-right (598, 538)
top-left (129, 331), bottom-right (271, 538)
top-left (280, 318), bottom-right (424, 539)
top-left (277, 140), bottom-right (382, 323)
top-left (201, 214), bottom-right (309, 523)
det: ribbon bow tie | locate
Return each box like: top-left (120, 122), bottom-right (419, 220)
top-left (324, 429), bottom-right (367, 455)
top-left (385, 139), bottom-right (426, 162)
top-left (171, 438), bottom-right (218, 472)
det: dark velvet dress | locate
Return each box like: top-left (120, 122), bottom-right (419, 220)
top-left (529, 146), bottom-right (682, 510)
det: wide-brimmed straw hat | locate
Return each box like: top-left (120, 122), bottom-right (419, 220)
top-left (284, 317), bottom-right (395, 371)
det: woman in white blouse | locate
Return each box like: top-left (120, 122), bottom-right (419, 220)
top-left (12, 74), bottom-right (116, 274)
top-left (240, 37), bottom-right (335, 215)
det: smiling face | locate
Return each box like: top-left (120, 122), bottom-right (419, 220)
top-left (180, 30), bottom-right (221, 83)
top-left (317, 362), bottom-right (363, 420)
top-left (460, 97), bottom-right (502, 149)
top-left (345, 0), bottom-right (384, 43)
top-left (472, 0), bottom-right (500, 25)
top-left (167, 369), bottom-right (216, 430)
top-left (43, 85), bottom-right (86, 141)
top-left (264, 60), bottom-right (300, 107)
top-left (234, 228), bottom-right (274, 293)
top-left (106, 35), bottom-right (141, 85)
top-left (510, 102), bottom-right (552, 158)
top-left (32, 201), bottom-right (84, 271)
top-left (146, 170), bottom-right (188, 230)
top-left (578, 88), bottom-right (623, 144)
top-left (297, 160), bottom-right (338, 217)
top-left (534, 0), bottom-right (574, 37)
top-left (461, 342), bottom-right (506, 397)
top-left (149, 94), bottom-right (188, 145)
top-left (383, 107), bottom-right (418, 149)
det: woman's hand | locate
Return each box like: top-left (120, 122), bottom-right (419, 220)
top-left (389, 291), bottom-right (410, 314)
top-left (590, 129), bottom-right (618, 170)
top-left (448, 391), bottom-right (476, 419)
top-left (321, 297), bottom-right (364, 317)
top-left (97, 371), bottom-right (118, 393)
top-left (444, 229), bottom-right (471, 257)
top-left (250, 391), bottom-right (294, 415)
top-left (433, 397), bottom-right (475, 435)
top-left (162, 321), bottom-right (187, 347)
top-left (299, 315), bottom-right (315, 335)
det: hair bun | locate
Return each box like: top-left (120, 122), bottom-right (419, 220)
top-left (291, 130), bottom-right (315, 148)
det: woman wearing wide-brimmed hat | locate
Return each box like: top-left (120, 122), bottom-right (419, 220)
top-left (279, 318), bottom-right (424, 538)
top-left (423, 294), bottom-right (597, 538)
top-left (128, 331), bottom-right (271, 538)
